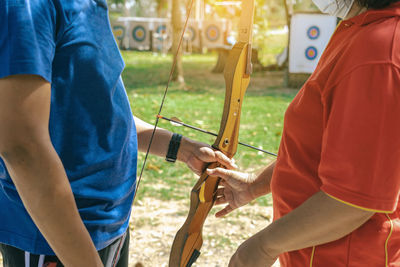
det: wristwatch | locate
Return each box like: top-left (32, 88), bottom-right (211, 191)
top-left (166, 133), bottom-right (183, 163)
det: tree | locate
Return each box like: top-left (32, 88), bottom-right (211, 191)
top-left (156, 0), bottom-right (169, 18)
top-left (171, 0), bottom-right (185, 85)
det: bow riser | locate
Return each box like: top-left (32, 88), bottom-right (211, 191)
top-left (213, 42), bottom-right (252, 158)
top-left (169, 41), bottom-right (252, 267)
top-left (169, 161), bottom-right (220, 267)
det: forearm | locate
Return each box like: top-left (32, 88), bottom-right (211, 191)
top-left (1, 142), bottom-right (102, 267)
top-left (250, 160), bottom-right (276, 198)
top-left (134, 116), bottom-right (198, 162)
top-left (134, 116), bottom-right (173, 157)
top-left (260, 191), bottom-right (374, 257)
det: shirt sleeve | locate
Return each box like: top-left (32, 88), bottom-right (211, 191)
top-left (319, 63), bottom-right (400, 213)
top-left (0, 0), bottom-right (56, 82)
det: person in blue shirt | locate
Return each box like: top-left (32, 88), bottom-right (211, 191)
top-left (0, 0), bottom-right (235, 266)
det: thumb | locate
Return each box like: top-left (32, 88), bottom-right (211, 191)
top-left (206, 168), bottom-right (237, 182)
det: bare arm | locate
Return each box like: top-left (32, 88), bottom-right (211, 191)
top-left (134, 116), bottom-right (236, 175)
top-left (250, 161), bottom-right (276, 198)
top-left (229, 191), bottom-right (374, 266)
top-left (267, 191), bottom-right (374, 252)
top-left (134, 116), bottom-right (173, 156)
top-left (0, 75), bottom-right (103, 267)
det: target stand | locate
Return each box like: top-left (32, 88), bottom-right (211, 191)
top-left (287, 13), bottom-right (338, 87)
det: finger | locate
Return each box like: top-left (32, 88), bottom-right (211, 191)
top-left (214, 151), bottom-right (238, 170)
top-left (215, 205), bottom-right (235, 218)
top-left (207, 168), bottom-right (244, 183)
top-left (218, 180), bottom-right (232, 190)
top-left (215, 195), bottom-right (228, 205)
top-left (207, 167), bottom-right (230, 179)
top-left (215, 187), bottom-right (225, 197)
top-left (215, 188), bottom-right (229, 205)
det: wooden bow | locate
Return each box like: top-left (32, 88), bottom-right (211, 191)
top-left (169, 1), bottom-right (256, 266)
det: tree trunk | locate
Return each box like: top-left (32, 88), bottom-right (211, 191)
top-left (123, 4), bottom-right (130, 16)
top-left (283, 0), bottom-right (291, 66)
top-left (157, 0), bottom-right (168, 18)
top-left (171, 0), bottom-right (185, 85)
top-left (283, 0), bottom-right (291, 87)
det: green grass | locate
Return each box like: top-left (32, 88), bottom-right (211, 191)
top-left (257, 33), bottom-right (288, 66)
top-left (121, 51), bottom-right (297, 206)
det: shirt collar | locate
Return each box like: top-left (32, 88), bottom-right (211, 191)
top-left (344, 1), bottom-right (400, 26)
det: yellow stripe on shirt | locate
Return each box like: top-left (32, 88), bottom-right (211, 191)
top-left (310, 246), bottom-right (316, 267)
top-left (385, 214), bottom-right (394, 267)
top-left (325, 193), bottom-right (393, 213)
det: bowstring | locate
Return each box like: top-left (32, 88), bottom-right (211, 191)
top-left (133, 0), bottom-right (195, 204)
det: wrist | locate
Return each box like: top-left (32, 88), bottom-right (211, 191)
top-left (248, 173), bottom-right (261, 199)
top-left (249, 174), bottom-right (271, 199)
top-left (259, 227), bottom-right (283, 259)
top-left (176, 136), bottom-right (191, 163)
top-left (165, 133), bottom-right (183, 163)
top-left (252, 162), bottom-right (275, 197)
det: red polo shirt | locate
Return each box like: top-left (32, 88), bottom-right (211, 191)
top-left (271, 3), bottom-right (400, 266)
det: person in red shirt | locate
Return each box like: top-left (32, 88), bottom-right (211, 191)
top-left (208, 0), bottom-right (400, 266)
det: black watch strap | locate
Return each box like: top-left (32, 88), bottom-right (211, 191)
top-left (166, 133), bottom-right (183, 163)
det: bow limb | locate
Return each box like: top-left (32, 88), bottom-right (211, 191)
top-left (169, 1), bottom-right (255, 266)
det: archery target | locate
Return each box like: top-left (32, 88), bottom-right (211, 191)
top-left (156, 24), bottom-right (168, 40)
top-left (111, 19), bottom-right (130, 49)
top-left (128, 20), bottom-right (151, 50)
top-left (186, 20), bottom-right (200, 49)
top-left (152, 21), bottom-right (172, 52)
top-left (132, 25), bottom-right (146, 42)
top-left (289, 14), bottom-right (337, 73)
top-left (307, 26), bottom-right (320, 40)
top-left (112, 25), bottom-right (125, 41)
top-left (206, 25), bottom-right (220, 42)
top-left (305, 46), bottom-right (318, 60)
top-left (187, 26), bottom-right (196, 42)
top-left (202, 21), bottom-right (225, 48)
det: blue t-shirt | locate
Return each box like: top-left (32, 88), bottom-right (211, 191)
top-left (0, 0), bottom-right (138, 254)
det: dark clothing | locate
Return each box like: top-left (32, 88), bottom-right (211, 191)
top-left (0, 230), bottom-right (130, 267)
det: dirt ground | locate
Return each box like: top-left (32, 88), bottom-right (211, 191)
top-left (128, 198), bottom-right (280, 267)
